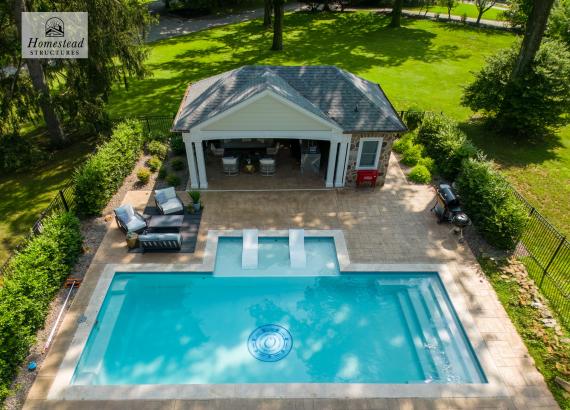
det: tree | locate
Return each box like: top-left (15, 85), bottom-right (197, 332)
top-left (439, 0), bottom-right (457, 20)
top-left (1, 0), bottom-right (153, 145)
top-left (511, 0), bottom-right (556, 79)
top-left (548, 0), bottom-right (570, 46)
top-left (263, 0), bottom-right (272, 28)
top-left (462, 40), bottom-right (570, 136)
top-left (501, 0), bottom-right (532, 29)
top-left (474, 0), bottom-right (497, 25)
top-left (272, 0), bottom-right (285, 50)
top-left (13, 0), bottom-right (66, 146)
top-left (390, 0), bottom-right (404, 27)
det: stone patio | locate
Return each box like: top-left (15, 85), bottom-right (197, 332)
top-left (23, 155), bottom-right (559, 409)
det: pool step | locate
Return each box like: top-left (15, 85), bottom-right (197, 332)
top-left (242, 229), bottom-right (258, 269)
top-left (289, 229), bottom-right (306, 268)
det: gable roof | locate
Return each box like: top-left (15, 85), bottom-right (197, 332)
top-left (172, 65), bottom-right (407, 133)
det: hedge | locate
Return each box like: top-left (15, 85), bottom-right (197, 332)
top-left (74, 120), bottom-right (144, 216)
top-left (0, 213), bottom-right (82, 401)
top-left (416, 114), bottom-right (477, 180)
top-left (456, 158), bottom-right (529, 250)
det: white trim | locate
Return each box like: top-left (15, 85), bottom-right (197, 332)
top-left (194, 141), bottom-right (208, 189)
top-left (325, 142), bottom-right (338, 188)
top-left (193, 131), bottom-right (344, 141)
top-left (334, 141), bottom-right (349, 187)
top-left (184, 134), bottom-right (199, 189)
top-left (356, 137), bottom-right (383, 170)
top-left (190, 89), bottom-right (343, 134)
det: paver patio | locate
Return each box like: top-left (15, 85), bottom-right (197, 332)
top-left (23, 156), bottom-right (559, 409)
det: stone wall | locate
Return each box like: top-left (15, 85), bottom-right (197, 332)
top-left (345, 132), bottom-right (398, 187)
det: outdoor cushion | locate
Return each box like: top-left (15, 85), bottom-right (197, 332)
top-left (160, 198), bottom-right (184, 214)
top-left (115, 204), bottom-right (135, 224)
top-left (125, 217), bottom-right (147, 233)
top-left (156, 187), bottom-right (176, 202)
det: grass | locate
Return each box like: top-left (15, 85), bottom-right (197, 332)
top-left (480, 258), bottom-right (570, 409)
top-left (107, 12), bottom-right (515, 119)
top-left (0, 137), bottom-right (95, 264)
top-left (405, 3), bottom-right (507, 21)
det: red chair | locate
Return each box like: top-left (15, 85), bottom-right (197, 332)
top-left (356, 169), bottom-right (379, 188)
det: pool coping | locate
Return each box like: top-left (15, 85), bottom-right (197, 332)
top-left (48, 229), bottom-right (508, 400)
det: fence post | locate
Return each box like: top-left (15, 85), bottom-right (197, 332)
top-left (146, 118), bottom-right (151, 135)
top-left (540, 236), bottom-right (567, 288)
top-left (59, 189), bottom-right (69, 212)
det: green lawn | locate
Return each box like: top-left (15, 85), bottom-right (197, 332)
top-left (405, 4), bottom-right (507, 21)
top-left (0, 138), bottom-right (95, 264)
top-left (107, 12), bottom-right (514, 119)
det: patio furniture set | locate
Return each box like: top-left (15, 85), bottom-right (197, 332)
top-left (213, 142), bottom-right (278, 176)
top-left (114, 187), bottom-right (185, 251)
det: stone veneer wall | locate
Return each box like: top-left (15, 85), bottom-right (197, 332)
top-left (345, 132), bottom-right (398, 187)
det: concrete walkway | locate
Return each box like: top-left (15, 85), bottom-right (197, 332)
top-left (146, 1), bottom-right (301, 42)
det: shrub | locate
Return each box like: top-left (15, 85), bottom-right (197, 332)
top-left (171, 157), bottom-right (185, 171)
top-left (158, 167), bottom-right (168, 179)
top-left (137, 168), bottom-right (151, 184)
top-left (462, 39), bottom-right (570, 136)
top-left (408, 164), bottom-right (432, 184)
top-left (0, 134), bottom-right (47, 172)
top-left (417, 156), bottom-right (436, 173)
top-left (403, 108), bottom-right (425, 131)
top-left (416, 114), bottom-right (477, 180)
top-left (74, 120), bottom-right (144, 216)
top-left (147, 156), bottom-right (162, 172)
top-left (147, 140), bottom-right (169, 159)
top-left (166, 174), bottom-right (181, 187)
top-left (401, 143), bottom-right (423, 166)
top-left (456, 158), bottom-right (529, 250)
top-left (392, 133), bottom-right (414, 154)
top-left (0, 213), bottom-right (82, 400)
top-left (170, 135), bottom-right (185, 155)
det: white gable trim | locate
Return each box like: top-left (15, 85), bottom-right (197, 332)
top-left (190, 89), bottom-right (343, 134)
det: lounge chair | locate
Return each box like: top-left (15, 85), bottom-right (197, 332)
top-left (266, 142), bottom-right (280, 156)
top-left (139, 233), bottom-right (182, 251)
top-left (154, 187), bottom-right (184, 215)
top-left (114, 204), bottom-right (147, 234)
top-left (259, 158), bottom-right (276, 176)
top-left (223, 157), bottom-right (239, 176)
top-left (210, 143), bottom-right (224, 157)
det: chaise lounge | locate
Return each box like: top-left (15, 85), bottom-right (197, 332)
top-left (114, 204), bottom-right (147, 233)
top-left (154, 187), bottom-right (184, 215)
top-left (139, 232), bottom-right (182, 251)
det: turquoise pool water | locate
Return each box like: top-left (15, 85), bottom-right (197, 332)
top-left (72, 237), bottom-right (486, 385)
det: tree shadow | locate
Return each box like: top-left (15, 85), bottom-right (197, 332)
top-left (460, 118), bottom-right (563, 167)
top-left (107, 11), bottom-right (473, 117)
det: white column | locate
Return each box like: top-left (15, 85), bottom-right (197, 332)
top-left (325, 141), bottom-right (338, 188)
top-left (184, 134), bottom-right (199, 189)
top-left (194, 141), bottom-right (208, 189)
top-left (335, 141), bottom-right (349, 187)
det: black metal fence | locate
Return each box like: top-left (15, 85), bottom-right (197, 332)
top-left (512, 189), bottom-right (570, 326)
top-left (112, 115), bottom-right (178, 138)
top-left (0, 182), bottom-right (76, 279)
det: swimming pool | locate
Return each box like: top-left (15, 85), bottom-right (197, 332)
top-left (71, 237), bottom-right (486, 386)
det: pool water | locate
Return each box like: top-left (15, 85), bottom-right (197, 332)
top-left (72, 238), bottom-right (486, 385)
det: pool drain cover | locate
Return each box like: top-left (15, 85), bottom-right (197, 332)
top-left (247, 324), bottom-right (293, 362)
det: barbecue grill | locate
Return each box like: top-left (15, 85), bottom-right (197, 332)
top-left (431, 184), bottom-right (470, 242)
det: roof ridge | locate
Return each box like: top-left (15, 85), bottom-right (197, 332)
top-left (335, 68), bottom-right (381, 110)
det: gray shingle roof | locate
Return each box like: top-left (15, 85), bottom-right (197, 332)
top-left (172, 66), bottom-right (407, 133)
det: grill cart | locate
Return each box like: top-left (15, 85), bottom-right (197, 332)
top-left (431, 184), bottom-right (470, 242)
